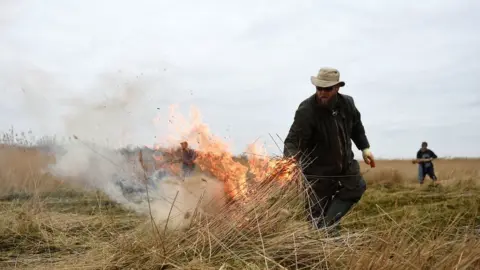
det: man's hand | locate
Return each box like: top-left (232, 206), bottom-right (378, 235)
top-left (362, 148), bottom-right (376, 168)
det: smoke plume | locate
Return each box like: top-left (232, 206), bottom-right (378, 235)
top-left (46, 78), bottom-right (227, 231)
top-left (48, 140), bottom-right (227, 231)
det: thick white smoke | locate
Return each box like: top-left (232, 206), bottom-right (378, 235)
top-left (47, 140), bottom-right (227, 231)
top-left (148, 173), bottom-right (227, 231)
top-left (46, 80), bottom-right (227, 231)
top-left (47, 140), bottom-right (145, 208)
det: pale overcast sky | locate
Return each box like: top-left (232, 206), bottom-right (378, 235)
top-left (0, 0), bottom-right (479, 158)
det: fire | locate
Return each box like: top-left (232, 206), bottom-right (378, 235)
top-left (244, 143), bottom-right (298, 184)
top-left (150, 105), bottom-right (299, 200)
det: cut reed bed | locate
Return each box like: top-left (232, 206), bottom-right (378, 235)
top-left (0, 144), bottom-right (479, 269)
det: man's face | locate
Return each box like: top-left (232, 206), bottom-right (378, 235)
top-left (421, 144), bottom-right (427, 151)
top-left (181, 143), bottom-right (187, 150)
top-left (315, 85), bottom-right (340, 105)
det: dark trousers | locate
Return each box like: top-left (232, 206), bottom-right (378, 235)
top-left (418, 165), bottom-right (437, 183)
top-left (182, 163), bottom-right (195, 177)
top-left (305, 171), bottom-right (367, 230)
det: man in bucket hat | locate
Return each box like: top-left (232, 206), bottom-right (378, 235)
top-left (284, 67), bottom-right (375, 236)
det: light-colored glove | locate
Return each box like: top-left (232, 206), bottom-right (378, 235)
top-left (362, 148), bottom-right (376, 168)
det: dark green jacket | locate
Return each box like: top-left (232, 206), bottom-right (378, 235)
top-left (283, 93), bottom-right (370, 177)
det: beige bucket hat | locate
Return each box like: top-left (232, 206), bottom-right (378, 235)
top-left (311, 67), bottom-right (345, 88)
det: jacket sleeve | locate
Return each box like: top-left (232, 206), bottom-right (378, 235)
top-left (283, 106), bottom-right (312, 158)
top-left (349, 97), bottom-right (370, 151)
top-left (191, 149), bottom-right (198, 160)
top-left (430, 150), bottom-right (438, 159)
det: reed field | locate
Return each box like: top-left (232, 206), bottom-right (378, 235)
top-left (0, 133), bottom-right (479, 270)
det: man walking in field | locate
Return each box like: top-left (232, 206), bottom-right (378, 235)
top-left (283, 67), bottom-right (375, 235)
top-left (180, 141), bottom-right (197, 177)
top-left (414, 141), bottom-right (438, 185)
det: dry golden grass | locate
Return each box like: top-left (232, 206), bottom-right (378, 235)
top-left (0, 145), bottom-right (63, 196)
top-left (0, 144), bottom-right (479, 269)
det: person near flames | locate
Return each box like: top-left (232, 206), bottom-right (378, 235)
top-left (180, 141), bottom-right (197, 177)
top-left (413, 141), bottom-right (438, 185)
top-left (283, 67), bottom-right (375, 235)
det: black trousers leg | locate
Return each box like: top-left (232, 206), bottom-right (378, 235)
top-left (304, 177), bottom-right (339, 228)
top-left (323, 173), bottom-right (367, 225)
top-left (425, 166), bottom-right (437, 181)
top-left (305, 171), bottom-right (367, 230)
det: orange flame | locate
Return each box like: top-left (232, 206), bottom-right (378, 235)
top-left (150, 105), bottom-right (299, 200)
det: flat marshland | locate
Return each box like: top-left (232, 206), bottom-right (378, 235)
top-left (0, 143), bottom-right (479, 269)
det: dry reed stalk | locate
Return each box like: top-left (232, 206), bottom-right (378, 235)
top-left (1, 137), bottom-right (480, 269)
